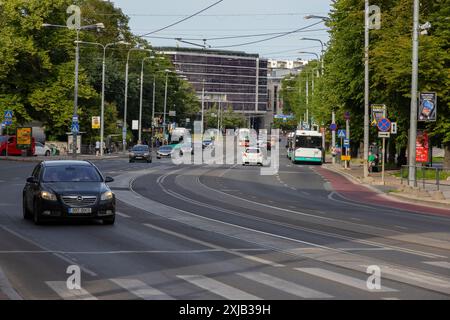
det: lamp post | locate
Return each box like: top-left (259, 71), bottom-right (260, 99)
top-left (163, 69), bottom-right (172, 140)
top-left (75, 40), bottom-right (130, 155)
top-left (138, 55), bottom-right (155, 144)
top-left (408, 0), bottom-right (420, 187)
top-left (123, 47), bottom-right (153, 152)
top-left (299, 38), bottom-right (325, 75)
top-left (42, 22), bottom-right (105, 157)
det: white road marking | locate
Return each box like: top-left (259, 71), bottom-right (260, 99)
top-left (177, 275), bottom-right (261, 300)
top-left (423, 261), bottom-right (450, 270)
top-left (46, 281), bottom-right (97, 300)
top-left (143, 223), bottom-right (284, 267)
top-left (1, 226), bottom-right (97, 277)
top-left (382, 297), bottom-right (400, 300)
top-left (0, 267), bottom-right (22, 300)
top-left (110, 278), bottom-right (173, 300)
top-left (295, 268), bottom-right (398, 292)
top-left (116, 212), bottom-right (130, 218)
top-left (238, 272), bottom-right (332, 299)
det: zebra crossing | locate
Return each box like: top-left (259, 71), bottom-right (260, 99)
top-left (44, 266), bottom-right (410, 300)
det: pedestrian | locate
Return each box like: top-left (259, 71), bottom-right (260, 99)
top-left (368, 151), bottom-right (376, 173)
top-left (95, 140), bottom-right (100, 156)
top-left (102, 141), bottom-right (106, 155)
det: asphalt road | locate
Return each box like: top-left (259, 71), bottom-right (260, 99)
top-left (0, 146), bottom-right (449, 300)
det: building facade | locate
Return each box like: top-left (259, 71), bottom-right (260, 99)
top-left (160, 47), bottom-right (269, 129)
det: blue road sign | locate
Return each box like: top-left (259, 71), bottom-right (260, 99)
top-left (71, 121), bottom-right (79, 134)
top-left (377, 118), bottom-right (391, 132)
top-left (344, 139), bottom-right (350, 148)
top-left (329, 123), bottom-right (337, 131)
top-left (4, 120), bottom-right (12, 126)
top-left (4, 110), bottom-right (13, 119)
top-left (337, 129), bottom-right (346, 138)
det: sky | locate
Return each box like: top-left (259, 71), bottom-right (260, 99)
top-left (109, 0), bottom-right (332, 61)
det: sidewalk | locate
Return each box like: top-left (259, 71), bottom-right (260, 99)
top-left (0, 153), bottom-right (127, 163)
top-left (322, 158), bottom-right (450, 211)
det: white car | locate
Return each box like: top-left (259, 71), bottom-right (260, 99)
top-left (35, 142), bottom-right (51, 156)
top-left (242, 147), bottom-right (263, 166)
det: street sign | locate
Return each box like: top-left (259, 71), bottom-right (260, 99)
top-left (371, 104), bottom-right (386, 126)
top-left (341, 155), bottom-right (351, 161)
top-left (391, 122), bottom-right (397, 134)
top-left (337, 129), bottom-right (346, 138)
top-left (378, 131), bottom-right (390, 138)
top-left (329, 123), bottom-right (337, 131)
top-left (71, 121), bottom-right (79, 134)
top-left (377, 118), bottom-right (391, 132)
top-left (4, 120), bottom-right (12, 126)
top-left (169, 110), bottom-right (176, 117)
top-left (132, 120), bottom-right (139, 130)
top-left (344, 111), bottom-right (350, 120)
top-left (343, 139), bottom-right (350, 148)
top-left (4, 110), bottom-right (13, 119)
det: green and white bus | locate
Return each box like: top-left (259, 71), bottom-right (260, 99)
top-left (291, 130), bottom-right (323, 164)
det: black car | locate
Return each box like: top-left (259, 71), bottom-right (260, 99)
top-left (129, 144), bottom-right (152, 163)
top-left (22, 160), bottom-right (116, 225)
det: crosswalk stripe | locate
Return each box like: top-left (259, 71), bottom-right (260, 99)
top-left (294, 268), bottom-right (398, 293)
top-left (110, 279), bottom-right (174, 300)
top-left (423, 261), bottom-right (450, 270)
top-left (238, 272), bottom-right (332, 299)
top-left (177, 275), bottom-right (261, 300)
top-left (46, 281), bottom-right (97, 300)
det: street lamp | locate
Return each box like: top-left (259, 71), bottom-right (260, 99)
top-left (163, 69), bottom-right (173, 140)
top-left (42, 22), bottom-right (105, 158)
top-left (123, 47), bottom-right (153, 152)
top-left (299, 38), bottom-right (325, 75)
top-left (75, 40), bottom-right (130, 155)
top-left (138, 55), bottom-right (155, 144)
top-left (304, 15), bottom-right (330, 22)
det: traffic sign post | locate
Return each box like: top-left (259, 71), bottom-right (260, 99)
top-left (376, 117), bottom-right (391, 184)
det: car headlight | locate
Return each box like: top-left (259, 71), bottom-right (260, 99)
top-left (144, 153), bottom-right (149, 156)
top-left (41, 191), bottom-right (57, 201)
top-left (101, 191), bottom-right (114, 201)
top-left (129, 152), bottom-right (135, 157)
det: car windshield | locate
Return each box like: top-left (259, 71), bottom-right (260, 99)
top-left (42, 166), bottom-right (103, 182)
top-left (132, 146), bottom-right (148, 152)
top-left (246, 148), bottom-right (260, 154)
top-left (159, 146), bottom-right (172, 151)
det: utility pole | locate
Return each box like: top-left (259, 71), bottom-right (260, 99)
top-left (363, 0), bottom-right (370, 178)
top-left (408, 0), bottom-right (420, 187)
top-left (332, 109), bottom-right (336, 164)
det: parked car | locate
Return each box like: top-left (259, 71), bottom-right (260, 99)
top-left (242, 147), bottom-right (263, 166)
top-left (35, 142), bottom-right (51, 156)
top-left (0, 135), bottom-right (35, 156)
top-left (156, 145), bottom-right (174, 159)
top-left (129, 144), bottom-right (152, 163)
top-left (179, 142), bottom-right (194, 155)
top-left (22, 160), bottom-right (116, 225)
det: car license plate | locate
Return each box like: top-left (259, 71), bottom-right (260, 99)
top-left (68, 208), bottom-right (92, 214)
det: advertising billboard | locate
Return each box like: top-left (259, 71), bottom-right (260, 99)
top-left (418, 92), bottom-right (437, 121)
top-left (16, 127), bottom-right (32, 150)
top-left (415, 130), bottom-right (429, 163)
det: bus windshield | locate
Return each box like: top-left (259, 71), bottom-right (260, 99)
top-left (295, 136), bottom-right (322, 149)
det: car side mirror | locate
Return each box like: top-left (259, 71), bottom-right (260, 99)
top-left (105, 176), bottom-right (114, 183)
top-left (26, 176), bottom-right (37, 184)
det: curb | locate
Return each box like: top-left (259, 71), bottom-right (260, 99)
top-left (322, 164), bottom-right (450, 211)
top-left (0, 155), bottom-right (124, 163)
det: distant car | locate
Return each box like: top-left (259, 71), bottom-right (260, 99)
top-left (179, 142), bottom-right (193, 155)
top-left (242, 147), bottom-right (263, 166)
top-left (156, 145), bottom-right (174, 159)
top-left (0, 135), bottom-right (35, 156)
top-left (129, 144), bottom-right (152, 163)
top-left (202, 139), bottom-right (213, 149)
top-left (257, 139), bottom-right (271, 151)
top-left (35, 142), bottom-right (51, 156)
top-left (22, 160), bottom-right (115, 225)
